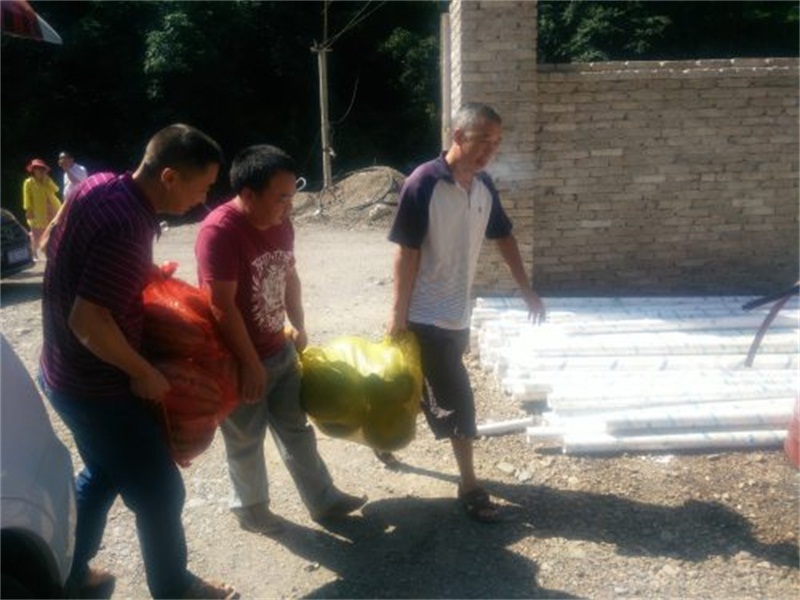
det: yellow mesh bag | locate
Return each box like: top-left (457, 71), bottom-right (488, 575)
top-left (300, 332), bottom-right (422, 451)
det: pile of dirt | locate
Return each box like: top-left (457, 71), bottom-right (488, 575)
top-left (293, 166), bottom-right (405, 230)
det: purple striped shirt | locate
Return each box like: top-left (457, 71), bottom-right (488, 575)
top-left (41, 172), bottom-right (160, 397)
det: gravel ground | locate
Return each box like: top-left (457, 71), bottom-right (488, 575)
top-left (1, 218), bottom-right (797, 600)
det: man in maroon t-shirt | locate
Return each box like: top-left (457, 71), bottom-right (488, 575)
top-left (196, 144), bottom-right (366, 534)
top-left (40, 124), bottom-right (238, 599)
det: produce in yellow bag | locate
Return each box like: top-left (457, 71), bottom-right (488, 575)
top-left (362, 374), bottom-right (417, 451)
top-left (300, 352), bottom-right (365, 437)
top-left (300, 333), bottom-right (422, 451)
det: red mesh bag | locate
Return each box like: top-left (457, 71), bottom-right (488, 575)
top-left (142, 262), bottom-right (221, 358)
top-left (143, 262), bottom-right (239, 467)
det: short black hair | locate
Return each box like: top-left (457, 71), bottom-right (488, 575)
top-left (139, 124), bottom-right (223, 178)
top-left (229, 144), bottom-right (296, 194)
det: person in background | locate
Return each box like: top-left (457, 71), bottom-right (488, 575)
top-left (58, 150), bottom-right (89, 201)
top-left (196, 144), bottom-right (366, 535)
top-left (386, 102), bottom-right (546, 522)
top-left (39, 124), bottom-right (238, 599)
top-left (22, 158), bottom-right (61, 260)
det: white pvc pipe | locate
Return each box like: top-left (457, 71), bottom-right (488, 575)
top-left (500, 377), bottom-right (551, 399)
top-left (484, 331), bottom-right (799, 358)
top-left (542, 398), bottom-right (795, 427)
top-left (476, 295), bottom-right (799, 310)
top-left (490, 353), bottom-right (800, 373)
top-left (505, 368), bottom-right (796, 390)
top-left (526, 425), bottom-right (575, 442)
top-left (547, 393), bottom-right (796, 415)
top-left (561, 429), bottom-right (787, 454)
top-left (472, 295), bottom-right (798, 457)
top-left (603, 405), bottom-right (792, 434)
top-left (526, 403), bottom-right (793, 443)
top-left (476, 416), bottom-right (536, 436)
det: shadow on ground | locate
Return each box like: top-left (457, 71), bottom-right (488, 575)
top-left (261, 460), bottom-right (796, 599)
top-left (269, 496), bottom-right (574, 599)
top-left (397, 462), bottom-right (797, 566)
top-left (0, 270), bottom-right (43, 306)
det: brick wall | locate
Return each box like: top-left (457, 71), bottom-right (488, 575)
top-left (449, 0), bottom-right (538, 294)
top-left (534, 59), bottom-right (799, 295)
top-left (450, 0), bottom-right (799, 297)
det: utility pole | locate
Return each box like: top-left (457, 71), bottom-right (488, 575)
top-left (312, 0), bottom-right (386, 202)
top-left (314, 43), bottom-right (333, 190)
top-left (313, 0), bottom-right (333, 201)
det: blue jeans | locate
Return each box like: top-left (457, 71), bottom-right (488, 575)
top-left (39, 377), bottom-right (192, 598)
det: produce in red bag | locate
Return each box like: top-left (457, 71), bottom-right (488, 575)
top-left (142, 263), bottom-right (239, 466)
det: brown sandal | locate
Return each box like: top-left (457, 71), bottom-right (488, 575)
top-left (458, 486), bottom-right (502, 523)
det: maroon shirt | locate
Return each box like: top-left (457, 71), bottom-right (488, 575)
top-left (41, 172), bottom-right (160, 397)
top-left (195, 200), bottom-right (294, 360)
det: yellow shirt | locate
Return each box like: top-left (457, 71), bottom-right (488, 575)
top-left (23, 176), bottom-right (61, 228)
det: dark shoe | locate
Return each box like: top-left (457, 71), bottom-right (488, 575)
top-left (312, 491), bottom-right (368, 521)
top-left (373, 449), bottom-right (401, 469)
top-left (231, 503), bottom-right (286, 535)
top-left (180, 575), bottom-right (239, 599)
top-left (65, 567), bottom-right (116, 599)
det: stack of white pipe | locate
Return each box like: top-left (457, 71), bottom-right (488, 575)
top-left (471, 296), bottom-right (800, 454)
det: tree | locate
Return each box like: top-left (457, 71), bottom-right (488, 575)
top-left (538, 1), bottom-right (799, 63)
top-left (1, 0), bottom-right (442, 214)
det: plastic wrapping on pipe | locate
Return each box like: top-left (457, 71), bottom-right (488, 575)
top-left (526, 401), bottom-right (794, 444)
top-left (526, 369), bottom-right (795, 397)
top-left (562, 429), bottom-right (787, 454)
top-left (543, 398), bottom-right (794, 427)
top-left (479, 329), bottom-right (798, 360)
top-left (494, 353), bottom-right (800, 372)
top-left (548, 398), bottom-right (792, 420)
top-left (603, 405), bottom-right (792, 434)
top-left (548, 393), bottom-right (796, 416)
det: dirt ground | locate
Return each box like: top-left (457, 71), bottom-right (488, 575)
top-left (1, 173), bottom-right (798, 599)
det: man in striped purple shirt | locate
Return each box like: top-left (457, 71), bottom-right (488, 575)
top-left (39, 124), bottom-right (238, 599)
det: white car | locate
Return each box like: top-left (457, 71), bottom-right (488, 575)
top-left (1, 334), bottom-right (76, 597)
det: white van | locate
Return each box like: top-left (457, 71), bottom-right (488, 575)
top-left (1, 334), bottom-right (76, 597)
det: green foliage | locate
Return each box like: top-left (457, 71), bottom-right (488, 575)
top-left (0, 0), bottom-right (443, 215)
top-left (539, 1), bottom-right (799, 63)
top-left (3, 1), bottom-right (796, 218)
top-left (145, 10), bottom-right (200, 88)
top-left (380, 27), bottom-right (439, 125)
top-left (539, 1), bottom-right (669, 63)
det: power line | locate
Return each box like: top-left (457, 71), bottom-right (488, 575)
top-left (323, 0), bottom-right (389, 49)
top-left (331, 74), bottom-right (359, 125)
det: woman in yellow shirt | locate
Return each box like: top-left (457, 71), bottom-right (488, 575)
top-left (23, 158), bottom-right (61, 259)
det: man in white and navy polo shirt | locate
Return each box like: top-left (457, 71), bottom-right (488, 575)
top-left (387, 102), bottom-right (546, 523)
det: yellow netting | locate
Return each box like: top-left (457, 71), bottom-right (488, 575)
top-left (301, 332), bottom-right (422, 452)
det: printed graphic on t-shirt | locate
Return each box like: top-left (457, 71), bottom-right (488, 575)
top-left (251, 250), bottom-right (292, 332)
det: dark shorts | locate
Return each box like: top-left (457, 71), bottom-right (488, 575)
top-left (409, 322), bottom-right (476, 439)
